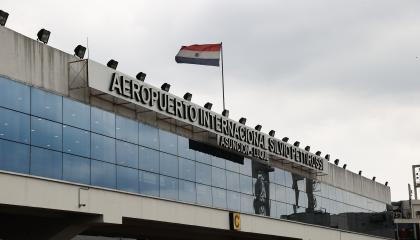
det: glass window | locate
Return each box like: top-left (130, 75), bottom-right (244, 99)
top-left (226, 171), bottom-right (240, 192)
top-left (91, 107), bottom-right (115, 137)
top-left (179, 180), bottom-right (196, 203)
top-left (31, 117), bottom-right (62, 151)
top-left (241, 194), bottom-right (254, 214)
top-left (226, 160), bottom-right (240, 173)
top-left (0, 107), bottom-right (30, 144)
top-left (91, 160), bottom-right (116, 189)
top-left (0, 139), bottom-right (30, 174)
top-left (212, 167), bottom-right (226, 189)
top-left (160, 175), bottom-right (178, 200)
top-left (31, 88), bottom-right (62, 122)
top-left (116, 115), bottom-right (138, 144)
top-left (139, 147), bottom-right (159, 173)
top-left (196, 151), bottom-right (211, 165)
top-left (63, 154), bottom-right (90, 185)
top-left (196, 183), bottom-right (212, 206)
top-left (160, 153), bottom-right (178, 178)
top-left (286, 187), bottom-right (295, 204)
top-left (139, 122), bottom-right (159, 150)
top-left (196, 162), bottom-right (211, 185)
top-left (178, 136), bottom-right (195, 160)
top-left (275, 168), bottom-right (285, 186)
top-left (276, 201), bottom-right (287, 218)
top-left (116, 140), bottom-right (138, 169)
top-left (30, 147), bottom-right (62, 179)
top-left (269, 183), bottom-right (276, 200)
top-left (239, 158), bottom-right (252, 176)
top-left (276, 185), bottom-right (287, 202)
top-left (0, 78), bottom-right (30, 113)
top-left (63, 98), bottom-right (90, 130)
top-left (212, 156), bottom-right (225, 169)
top-left (159, 129), bottom-right (177, 155)
top-left (284, 172), bottom-right (293, 188)
top-left (91, 133), bottom-right (115, 163)
top-left (227, 191), bottom-right (240, 211)
top-left (240, 174), bottom-right (253, 195)
top-left (63, 125), bottom-right (90, 158)
top-left (139, 170), bottom-right (159, 197)
top-left (179, 157), bottom-right (195, 181)
top-left (212, 187), bottom-right (227, 209)
top-left (117, 166), bottom-right (139, 193)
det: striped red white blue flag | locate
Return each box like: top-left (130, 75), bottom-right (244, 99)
top-left (175, 43), bottom-right (222, 67)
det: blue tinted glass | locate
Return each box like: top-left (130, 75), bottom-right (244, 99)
top-left (139, 171), bottom-right (159, 197)
top-left (139, 122), bottom-right (159, 149)
top-left (116, 115), bottom-right (138, 144)
top-left (160, 153), bottom-right (178, 178)
top-left (0, 78), bottom-right (30, 113)
top-left (117, 166), bottom-right (139, 193)
top-left (212, 156), bottom-right (225, 169)
top-left (116, 140), bottom-right (138, 168)
top-left (31, 117), bottom-right (62, 151)
top-left (212, 187), bottom-right (227, 209)
top-left (62, 154), bottom-right (90, 185)
top-left (0, 107), bottom-right (30, 144)
top-left (91, 133), bottom-right (115, 163)
top-left (91, 107), bottom-right (115, 137)
top-left (91, 160), bottom-right (116, 189)
top-left (226, 171), bottom-right (240, 192)
top-left (196, 151), bottom-right (211, 165)
top-left (159, 129), bottom-right (177, 155)
top-left (196, 183), bottom-right (212, 206)
top-left (196, 162), bottom-right (211, 185)
top-left (63, 125), bottom-right (90, 158)
top-left (240, 158), bottom-right (252, 176)
top-left (179, 157), bottom-right (195, 181)
top-left (212, 167), bottom-right (226, 189)
top-left (63, 98), bottom-right (90, 130)
top-left (226, 160), bottom-right (240, 173)
top-left (178, 136), bottom-right (195, 160)
top-left (179, 180), bottom-right (196, 203)
top-left (160, 175), bottom-right (178, 200)
top-left (275, 168), bottom-right (285, 186)
top-left (240, 175), bottom-right (253, 195)
top-left (241, 194), bottom-right (254, 214)
top-left (0, 139), bottom-right (30, 174)
top-left (227, 191), bottom-right (240, 211)
top-left (30, 147), bottom-right (62, 179)
top-left (31, 88), bottom-right (62, 122)
top-left (139, 147), bottom-right (159, 173)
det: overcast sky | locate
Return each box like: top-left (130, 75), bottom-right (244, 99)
top-left (3, 0), bottom-right (420, 201)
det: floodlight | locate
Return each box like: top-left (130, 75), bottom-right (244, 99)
top-left (282, 137), bottom-right (289, 142)
top-left (269, 130), bottom-right (275, 137)
top-left (222, 109), bottom-right (229, 118)
top-left (107, 59), bottom-right (118, 69)
top-left (161, 83), bottom-right (171, 92)
top-left (325, 154), bottom-right (330, 161)
top-left (385, 182), bottom-right (388, 186)
top-left (343, 164), bottom-right (347, 169)
top-left (204, 102), bottom-right (213, 110)
top-left (255, 125), bottom-right (262, 131)
top-left (315, 151), bottom-right (321, 156)
top-left (358, 170), bottom-right (362, 175)
top-left (293, 141), bottom-right (300, 147)
top-left (37, 28), bottom-right (51, 44)
top-left (372, 176), bottom-right (376, 181)
top-left (183, 92), bottom-right (192, 101)
top-left (239, 117), bottom-right (247, 124)
top-left (74, 45), bottom-right (86, 59)
top-left (334, 159), bottom-right (339, 165)
top-left (136, 72), bottom-right (146, 81)
top-left (0, 10), bottom-right (9, 26)
top-left (305, 146), bottom-right (310, 151)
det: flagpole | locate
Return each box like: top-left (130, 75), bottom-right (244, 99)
top-left (221, 42), bottom-right (226, 110)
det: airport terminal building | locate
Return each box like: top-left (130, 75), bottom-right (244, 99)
top-left (0, 25), bottom-right (393, 240)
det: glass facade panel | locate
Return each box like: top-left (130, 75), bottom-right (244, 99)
top-left (30, 147), bottom-right (62, 179)
top-left (159, 129), bottom-right (177, 155)
top-left (31, 117), bottom-right (62, 151)
top-left (196, 151), bottom-right (211, 165)
top-left (139, 171), bottom-right (159, 197)
top-left (178, 136), bottom-right (195, 160)
top-left (240, 174), bottom-right (253, 195)
top-left (196, 162), bottom-right (211, 185)
top-left (226, 171), bottom-right (240, 192)
top-left (179, 180), bottom-right (196, 203)
top-left (212, 187), bottom-right (227, 209)
top-left (227, 191), bottom-right (240, 211)
top-left (196, 183), bottom-right (212, 206)
top-left (63, 125), bottom-right (90, 158)
top-left (241, 194), bottom-right (254, 214)
top-left (0, 77), bottom-right (30, 113)
top-left (240, 158), bottom-right (252, 176)
top-left (116, 140), bottom-right (138, 168)
top-left (212, 156), bottom-right (225, 169)
top-left (116, 115), bottom-right (138, 144)
top-left (179, 157), bottom-right (195, 181)
top-left (63, 98), bottom-right (90, 130)
top-left (160, 175), bottom-right (178, 200)
top-left (160, 153), bottom-right (178, 178)
top-left (91, 133), bottom-right (115, 163)
top-left (91, 107), bottom-right (115, 137)
top-left (0, 107), bottom-right (30, 144)
top-left (226, 160), bottom-right (240, 173)
top-left (91, 160), bottom-right (116, 189)
top-left (63, 154), bottom-right (90, 185)
top-left (117, 166), bottom-right (139, 193)
top-left (212, 166), bottom-right (226, 189)
top-left (31, 88), bottom-right (62, 122)
top-left (0, 139), bottom-right (30, 174)
top-left (139, 147), bottom-right (159, 173)
top-left (139, 123), bottom-right (159, 150)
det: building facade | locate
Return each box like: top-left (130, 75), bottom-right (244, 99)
top-left (0, 25), bottom-right (393, 240)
